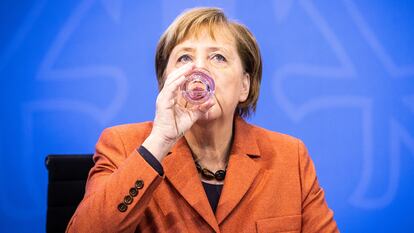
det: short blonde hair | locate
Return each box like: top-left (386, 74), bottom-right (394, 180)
top-left (155, 7), bottom-right (262, 118)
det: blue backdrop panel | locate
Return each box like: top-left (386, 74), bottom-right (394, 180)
top-left (1, 0), bottom-right (413, 232)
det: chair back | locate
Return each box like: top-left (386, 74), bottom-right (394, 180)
top-left (45, 154), bottom-right (94, 233)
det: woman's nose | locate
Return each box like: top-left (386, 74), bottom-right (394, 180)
top-left (194, 57), bottom-right (207, 69)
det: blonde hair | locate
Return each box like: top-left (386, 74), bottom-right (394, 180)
top-left (155, 7), bottom-right (262, 118)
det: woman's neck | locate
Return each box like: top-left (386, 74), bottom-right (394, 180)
top-left (184, 116), bottom-right (234, 171)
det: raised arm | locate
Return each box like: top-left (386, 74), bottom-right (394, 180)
top-left (66, 127), bottom-right (163, 233)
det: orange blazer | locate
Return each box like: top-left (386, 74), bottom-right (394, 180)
top-left (67, 117), bottom-right (339, 233)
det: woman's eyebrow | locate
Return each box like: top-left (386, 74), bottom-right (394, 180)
top-left (174, 47), bottom-right (194, 53)
top-left (173, 46), bottom-right (232, 54)
top-left (207, 46), bottom-right (232, 54)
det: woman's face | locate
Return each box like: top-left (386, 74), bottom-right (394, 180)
top-left (164, 28), bottom-right (250, 122)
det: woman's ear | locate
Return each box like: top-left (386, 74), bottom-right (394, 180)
top-left (239, 72), bottom-right (250, 102)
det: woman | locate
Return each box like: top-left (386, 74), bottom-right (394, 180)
top-left (67, 7), bottom-right (339, 233)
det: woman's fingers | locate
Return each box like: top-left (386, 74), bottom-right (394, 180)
top-left (198, 98), bottom-right (215, 113)
top-left (182, 98), bottom-right (215, 122)
top-left (163, 63), bottom-right (194, 87)
top-left (157, 64), bottom-right (194, 107)
top-left (157, 74), bottom-right (187, 107)
top-left (194, 98), bottom-right (215, 121)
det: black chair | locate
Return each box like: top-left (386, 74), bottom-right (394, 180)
top-left (45, 154), bottom-right (94, 233)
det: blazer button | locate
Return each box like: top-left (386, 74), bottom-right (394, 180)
top-left (135, 180), bottom-right (144, 189)
top-left (129, 187), bottom-right (138, 197)
top-left (118, 203), bottom-right (128, 212)
top-left (123, 195), bottom-right (133, 205)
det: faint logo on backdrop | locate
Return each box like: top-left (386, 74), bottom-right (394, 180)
top-left (273, 0), bottom-right (414, 209)
top-left (20, 0), bottom-right (128, 213)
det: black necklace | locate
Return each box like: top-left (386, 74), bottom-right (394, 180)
top-left (194, 161), bottom-right (227, 181)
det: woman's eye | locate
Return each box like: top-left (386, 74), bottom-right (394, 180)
top-left (212, 54), bottom-right (227, 62)
top-left (177, 54), bottom-right (192, 64)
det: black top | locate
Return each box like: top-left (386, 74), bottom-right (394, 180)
top-left (138, 145), bottom-right (223, 212)
top-left (202, 182), bottom-right (223, 213)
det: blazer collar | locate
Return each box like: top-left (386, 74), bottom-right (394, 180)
top-left (162, 117), bottom-right (261, 231)
top-left (229, 116), bottom-right (261, 158)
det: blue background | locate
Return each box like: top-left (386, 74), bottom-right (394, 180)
top-left (1, 0), bottom-right (414, 232)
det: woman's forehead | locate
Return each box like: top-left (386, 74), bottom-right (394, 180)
top-left (174, 27), bottom-right (236, 51)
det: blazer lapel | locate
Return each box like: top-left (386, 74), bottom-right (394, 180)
top-left (215, 117), bottom-right (262, 225)
top-left (162, 138), bottom-right (220, 233)
top-left (215, 153), bottom-right (260, 224)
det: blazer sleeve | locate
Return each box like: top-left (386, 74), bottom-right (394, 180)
top-left (66, 127), bottom-right (163, 233)
top-left (298, 140), bottom-right (340, 233)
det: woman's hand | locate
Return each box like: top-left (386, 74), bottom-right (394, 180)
top-left (142, 63), bottom-right (215, 162)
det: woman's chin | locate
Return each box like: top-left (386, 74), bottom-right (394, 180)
top-left (196, 109), bottom-right (220, 123)
top-left (196, 113), bottom-right (217, 123)
top-left (195, 109), bottom-right (236, 125)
